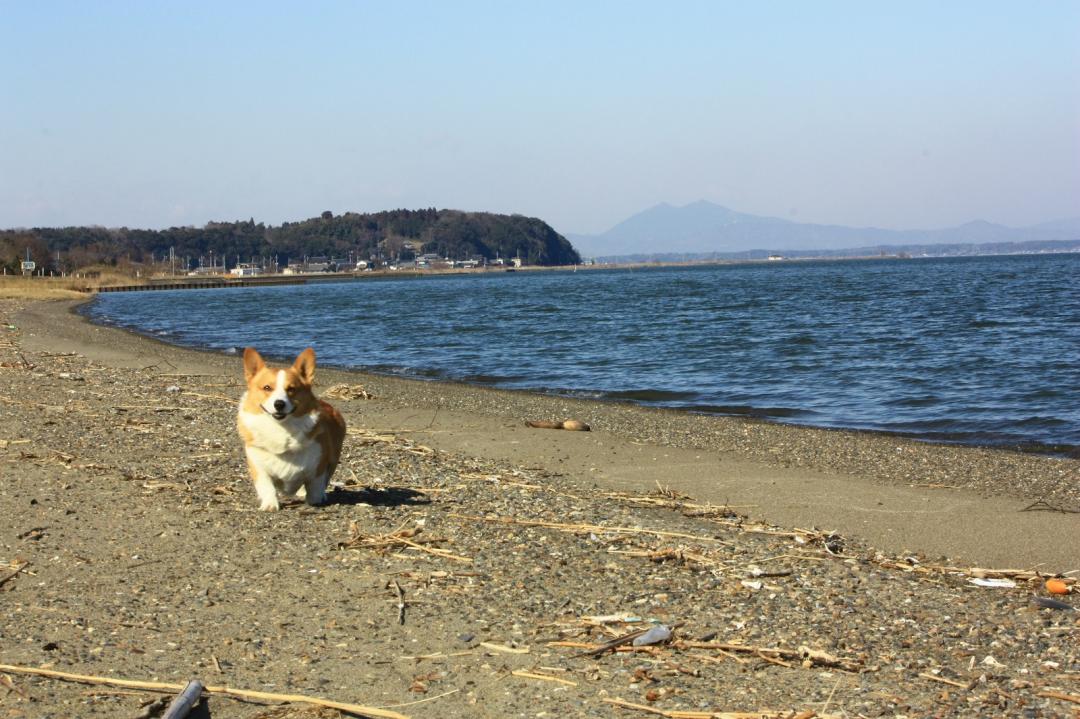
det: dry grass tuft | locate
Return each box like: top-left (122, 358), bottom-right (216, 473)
top-left (0, 269), bottom-right (144, 299)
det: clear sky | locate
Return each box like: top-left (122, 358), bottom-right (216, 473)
top-left (2, 1), bottom-right (1078, 235)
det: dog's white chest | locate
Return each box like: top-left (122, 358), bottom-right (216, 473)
top-left (239, 404), bottom-right (321, 487)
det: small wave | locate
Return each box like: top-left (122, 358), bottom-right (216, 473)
top-left (690, 404), bottom-right (816, 419)
top-left (601, 389), bottom-right (700, 403)
top-left (458, 372), bottom-right (526, 385)
top-left (968, 318), bottom-right (1011, 328)
top-left (883, 395), bottom-right (941, 408)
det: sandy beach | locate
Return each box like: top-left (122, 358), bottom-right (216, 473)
top-left (0, 297), bottom-right (1077, 718)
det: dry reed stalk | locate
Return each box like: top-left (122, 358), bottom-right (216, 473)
top-left (602, 697), bottom-right (839, 718)
top-left (0, 663), bottom-right (410, 719)
top-left (675, 641), bottom-right (862, 672)
top-left (343, 525), bottom-right (471, 563)
top-left (1036, 689), bottom-right (1080, 705)
top-left (509, 670), bottom-right (577, 686)
top-left (918, 672), bottom-right (971, 689)
top-left (449, 514), bottom-right (732, 545)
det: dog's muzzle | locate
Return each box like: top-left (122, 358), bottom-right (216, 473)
top-left (265, 399), bottom-right (292, 421)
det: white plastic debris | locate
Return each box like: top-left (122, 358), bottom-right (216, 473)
top-left (740, 580), bottom-right (763, 591)
top-left (632, 624), bottom-right (672, 647)
top-left (968, 578), bottom-right (1017, 589)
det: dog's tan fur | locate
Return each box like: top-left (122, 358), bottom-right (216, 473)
top-left (237, 348), bottom-right (345, 510)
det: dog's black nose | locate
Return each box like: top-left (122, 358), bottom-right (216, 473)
top-left (274, 399), bottom-right (286, 412)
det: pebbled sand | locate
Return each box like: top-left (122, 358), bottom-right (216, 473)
top-left (0, 297), bottom-right (1077, 719)
top-left (15, 299), bottom-right (1079, 570)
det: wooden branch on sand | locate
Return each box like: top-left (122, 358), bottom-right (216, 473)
top-left (603, 697), bottom-right (841, 718)
top-left (874, 561), bottom-right (1076, 585)
top-left (0, 560), bottom-right (30, 590)
top-left (0, 663), bottom-right (411, 719)
top-left (675, 641), bottom-right (863, 673)
top-left (343, 524), bottom-right (472, 563)
top-left (449, 514), bottom-right (732, 545)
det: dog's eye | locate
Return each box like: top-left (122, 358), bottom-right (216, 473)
top-left (262, 385), bottom-right (272, 391)
top-left (286, 386), bottom-right (296, 395)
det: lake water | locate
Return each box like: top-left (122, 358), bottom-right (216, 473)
top-left (86, 254), bottom-right (1080, 452)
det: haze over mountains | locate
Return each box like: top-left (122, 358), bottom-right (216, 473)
top-left (567, 201), bottom-right (1080, 261)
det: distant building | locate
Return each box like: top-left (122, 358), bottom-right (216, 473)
top-left (230, 263), bottom-right (263, 277)
top-left (415, 253), bottom-right (443, 269)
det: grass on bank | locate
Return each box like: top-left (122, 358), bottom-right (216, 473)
top-left (0, 268), bottom-right (144, 300)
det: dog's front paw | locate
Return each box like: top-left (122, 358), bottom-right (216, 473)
top-left (304, 489), bottom-right (328, 506)
top-left (259, 498), bottom-right (281, 511)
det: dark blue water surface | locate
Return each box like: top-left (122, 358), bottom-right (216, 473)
top-left (86, 254), bottom-right (1080, 451)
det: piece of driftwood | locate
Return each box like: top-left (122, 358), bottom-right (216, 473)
top-left (573, 623), bottom-right (682, 658)
top-left (602, 697), bottom-right (840, 718)
top-left (571, 627), bottom-right (652, 658)
top-left (450, 514), bottom-right (732, 545)
top-left (918, 672), bottom-right (971, 689)
top-left (390, 579), bottom-right (406, 625)
top-left (525, 419), bottom-right (590, 431)
top-left (675, 641), bottom-right (862, 672)
top-left (161, 679), bottom-right (204, 719)
top-left (1036, 689), bottom-right (1080, 705)
top-left (510, 670), bottom-right (578, 686)
top-left (0, 560), bottom-right (30, 590)
top-left (0, 663), bottom-right (410, 719)
top-left (343, 525), bottom-right (471, 564)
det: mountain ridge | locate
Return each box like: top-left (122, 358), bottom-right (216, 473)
top-left (567, 201), bottom-right (1080, 259)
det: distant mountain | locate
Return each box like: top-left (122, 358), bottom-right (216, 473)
top-left (566, 201), bottom-right (1080, 260)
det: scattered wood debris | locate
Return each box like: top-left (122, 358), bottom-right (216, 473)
top-left (525, 419), bottom-right (590, 431)
top-left (323, 383), bottom-right (375, 400)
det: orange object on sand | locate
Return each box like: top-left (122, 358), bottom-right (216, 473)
top-left (1045, 578), bottom-right (1070, 595)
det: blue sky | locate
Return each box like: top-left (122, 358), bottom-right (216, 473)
top-left (2, 1), bottom-right (1078, 234)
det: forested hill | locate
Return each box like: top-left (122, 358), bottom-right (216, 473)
top-left (0, 209), bottom-right (581, 273)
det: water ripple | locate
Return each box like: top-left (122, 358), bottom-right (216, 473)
top-left (86, 254), bottom-right (1080, 452)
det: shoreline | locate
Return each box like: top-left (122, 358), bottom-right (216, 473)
top-left (1, 296), bottom-right (1078, 718)
top-left (15, 297), bottom-right (1080, 569)
top-left (81, 290), bottom-right (1077, 460)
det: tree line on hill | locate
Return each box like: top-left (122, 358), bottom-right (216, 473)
top-left (0, 209), bottom-right (581, 274)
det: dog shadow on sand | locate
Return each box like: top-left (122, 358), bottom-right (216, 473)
top-left (328, 485), bottom-right (432, 507)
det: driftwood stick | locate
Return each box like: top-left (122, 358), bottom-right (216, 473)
top-left (1037, 689), bottom-right (1080, 705)
top-left (573, 623), bottom-right (683, 659)
top-left (0, 561), bottom-right (30, 590)
top-left (675, 641), bottom-right (861, 672)
top-left (391, 579), bottom-right (406, 625)
top-left (510, 670), bottom-right (578, 686)
top-left (918, 672), bottom-right (971, 689)
top-left (161, 679), bottom-right (204, 719)
top-left (449, 514), bottom-right (732, 545)
top-left (602, 697), bottom-right (838, 718)
top-left (572, 628), bottom-right (651, 658)
top-left (0, 663), bottom-right (411, 719)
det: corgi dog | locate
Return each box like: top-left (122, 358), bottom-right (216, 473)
top-left (237, 347), bottom-right (346, 511)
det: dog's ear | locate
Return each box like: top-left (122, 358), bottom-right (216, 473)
top-left (293, 347), bottom-right (316, 385)
top-left (243, 348), bottom-right (265, 381)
